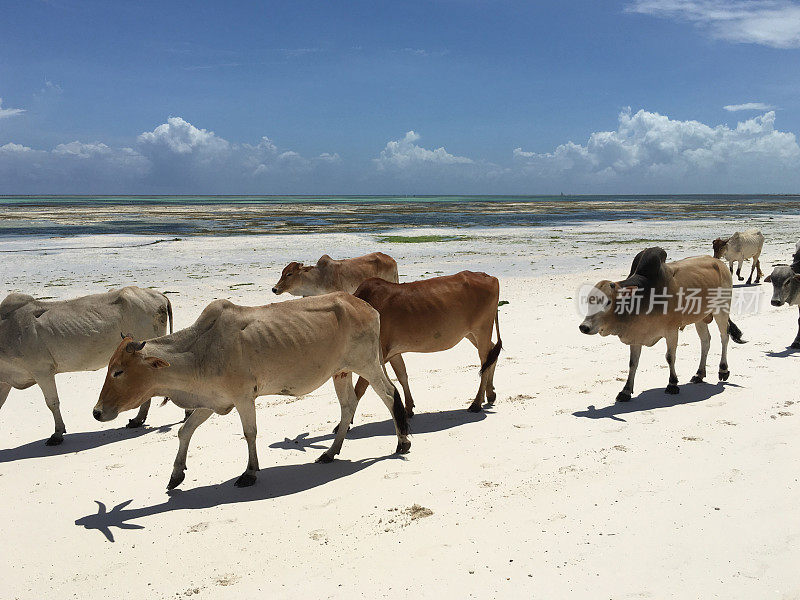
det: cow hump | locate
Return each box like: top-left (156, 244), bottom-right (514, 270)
top-left (0, 293), bottom-right (38, 319)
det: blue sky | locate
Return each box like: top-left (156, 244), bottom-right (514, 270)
top-left (2, 0), bottom-right (800, 194)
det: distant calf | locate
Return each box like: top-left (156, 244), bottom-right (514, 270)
top-left (272, 252), bottom-right (398, 296)
top-left (579, 248), bottom-right (745, 402)
top-left (712, 228), bottom-right (765, 284)
top-left (92, 293), bottom-right (410, 489)
top-left (765, 241), bottom-right (800, 348)
top-left (0, 287), bottom-right (173, 445)
top-left (353, 271), bottom-right (502, 414)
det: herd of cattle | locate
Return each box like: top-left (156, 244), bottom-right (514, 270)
top-left (1, 227), bottom-right (798, 489)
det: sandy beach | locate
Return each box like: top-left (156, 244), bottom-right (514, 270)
top-left (2, 216), bottom-right (800, 599)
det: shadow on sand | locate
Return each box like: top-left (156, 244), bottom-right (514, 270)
top-left (74, 407), bottom-right (490, 542)
top-left (765, 346), bottom-right (800, 358)
top-left (269, 407), bottom-right (490, 452)
top-left (0, 422), bottom-right (178, 464)
top-left (572, 382), bottom-right (740, 422)
top-left (75, 455), bottom-right (398, 542)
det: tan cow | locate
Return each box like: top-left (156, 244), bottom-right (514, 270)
top-left (352, 271), bottom-right (502, 415)
top-left (92, 293), bottom-right (410, 489)
top-left (272, 252), bottom-right (398, 296)
top-left (578, 247), bottom-right (745, 402)
top-left (0, 286), bottom-right (174, 445)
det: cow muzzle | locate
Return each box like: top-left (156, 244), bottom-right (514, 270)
top-left (579, 323), bottom-right (591, 334)
top-left (92, 404), bottom-right (119, 422)
top-left (771, 299), bottom-right (784, 307)
top-left (272, 286), bottom-right (281, 294)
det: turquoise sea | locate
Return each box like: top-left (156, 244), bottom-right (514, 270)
top-left (1, 195), bottom-right (799, 238)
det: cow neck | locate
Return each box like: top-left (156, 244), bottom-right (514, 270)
top-left (141, 337), bottom-right (196, 397)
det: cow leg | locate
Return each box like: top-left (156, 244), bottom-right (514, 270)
top-left (37, 374), bottom-right (66, 446)
top-left (484, 360), bottom-right (499, 406)
top-left (167, 407), bottom-right (213, 490)
top-left (317, 373), bottom-right (360, 463)
top-left (664, 331), bottom-right (680, 394)
top-left (616, 344), bottom-right (641, 402)
top-left (0, 383), bottom-right (10, 411)
top-left (467, 332), bottom-right (493, 412)
top-left (754, 256), bottom-right (763, 284)
top-left (388, 355), bottom-right (415, 417)
top-left (793, 308), bottom-right (800, 349)
top-left (736, 261), bottom-right (744, 281)
top-left (745, 261), bottom-right (755, 285)
top-left (127, 398), bottom-right (151, 428)
top-left (714, 313), bottom-right (731, 381)
top-left (691, 321), bottom-right (711, 383)
top-left (356, 365), bottom-right (410, 456)
top-left (234, 400), bottom-right (259, 487)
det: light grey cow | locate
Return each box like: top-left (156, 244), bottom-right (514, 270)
top-left (0, 286), bottom-right (174, 445)
top-left (712, 228), bottom-right (765, 284)
top-left (765, 241), bottom-right (800, 349)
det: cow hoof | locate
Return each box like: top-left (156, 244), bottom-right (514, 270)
top-left (316, 452), bottom-right (334, 464)
top-left (719, 370), bottom-right (730, 382)
top-left (234, 472), bottom-right (257, 487)
top-left (396, 440), bottom-right (411, 454)
top-left (615, 392), bottom-right (631, 403)
top-left (45, 434), bottom-right (64, 446)
top-left (167, 472), bottom-right (185, 490)
top-left (126, 418), bottom-right (145, 429)
top-left (467, 403), bottom-right (483, 413)
top-left (665, 384), bottom-right (680, 395)
top-left (737, 276), bottom-right (744, 281)
top-left (690, 375), bottom-right (704, 384)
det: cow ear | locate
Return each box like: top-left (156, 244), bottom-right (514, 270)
top-left (764, 274), bottom-right (772, 283)
top-left (145, 357), bottom-right (170, 369)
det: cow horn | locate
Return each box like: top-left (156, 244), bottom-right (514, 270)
top-left (125, 340), bottom-right (146, 353)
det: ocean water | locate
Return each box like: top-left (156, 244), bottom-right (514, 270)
top-left (1, 195), bottom-right (799, 238)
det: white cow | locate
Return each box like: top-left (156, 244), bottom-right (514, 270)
top-left (91, 292), bottom-right (411, 489)
top-left (0, 287), bottom-right (173, 445)
top-left (712, 228), bottom-right (765, 284)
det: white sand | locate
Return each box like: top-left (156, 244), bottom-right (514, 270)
top-left (2, 219), bottom-right (799, 599)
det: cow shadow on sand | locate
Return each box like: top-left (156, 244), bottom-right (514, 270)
top-left (572, 382), bottom-right (740, 422)
top-left (269, 407), bottom-right (490, 452)
top-left (75, 455), bottom-right (399, 542)
top-left (0, 422), bottom-right (179, 464)
top-left (74, 408), bottom-right (489, 542)
top-left (765, 346), bottom-right (800, 358)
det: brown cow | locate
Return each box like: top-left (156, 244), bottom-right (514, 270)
top-left (353, 271), bottom-right (502, 415)
top-left (272, 252), bottom-right (398, 296)
top-left (579, 247), bottom-right (745, 402)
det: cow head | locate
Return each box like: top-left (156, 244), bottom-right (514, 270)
top-left (712, 238), bottom-right (728, 259)
top-left (92, 337), bottom-right (169, 422)
top-left (579, 280), bottom-right (620, 336)
top-left (272, 261), bottom-right (316, 296)
top-left (765, 265), bottom-right (800, 307)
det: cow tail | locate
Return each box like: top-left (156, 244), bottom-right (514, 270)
top-left (728, 318), bottom-right (746, 344)
top-left (480, 309), bottom-right (503, 374)
top-left (166, 295), bottom-right (173, 334)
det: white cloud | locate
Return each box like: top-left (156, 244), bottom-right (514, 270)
top-left (723, 102), bottom-right (775, 111)
top-left (513, 108), bottom-right (800, 191)
top-left (0, 98), bottom-right (25, 119)
top-left (0, 117), bottom-right (340, 193)
top-left (138, 117), bottom-right (230, 155)
top-left (375, 131), bottom-right (473, 170)
top-left (627, 0), bottom-right (800, 48)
